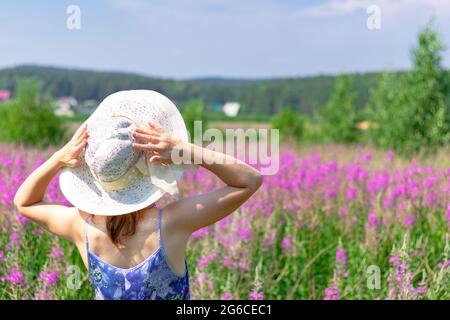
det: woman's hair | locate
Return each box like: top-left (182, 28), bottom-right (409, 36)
top-left (104, 204), bottom-right (155, 247)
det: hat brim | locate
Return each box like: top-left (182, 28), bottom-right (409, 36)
top-left (59, 157), bottom-right (180, 215)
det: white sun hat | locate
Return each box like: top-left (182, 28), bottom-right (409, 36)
top-left (59, 90), bottom-right (189, 216)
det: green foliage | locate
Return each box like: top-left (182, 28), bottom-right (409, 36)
top-left (271, 107), bottom-right (304, 142)
top-left (364, 72), bottom-right (400, 147)
top-left (319, 74), bottom-right (358, 143)
top-left (59, 113), bottom-right (90, 124)
top-left (366, 23), bottom-right (449, 155)
top-left (182, 99), bottom-right (208, 142)
top-left (206, 110), bottom-right (272, 122)
top-left (0, 79), bottom-right (65, 147)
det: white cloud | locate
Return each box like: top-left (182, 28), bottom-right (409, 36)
top-left (301, 0), bottom-right (371, 17)
top-left (301, 0), bottom-right (450, 17)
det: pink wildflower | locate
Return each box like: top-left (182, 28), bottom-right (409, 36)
top-left (367, 212), bottom-right (380, 228)
top-left (281, 236), bottom-right (294, 254)
top-left (39, 271), bottom-right (59, 287)
top-left (336, 248), bottom-right (348, 266)
top-left (221, 292), bottom-right (233, 300)
top-left (324, 286), bottom-right (339, 300)
top-left (6, 268), bottom-right (24, 286)
top-left (404, 215), bottom-right (415, 228)
top-left (249, 291), bottom-right (264, 300)
top-left (50, 247), bottom-right (64, 259)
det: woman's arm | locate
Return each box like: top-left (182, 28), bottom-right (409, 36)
top-left (132, 123), bottom-right (263, 235)
top-left (172, 142), bottom-right (263, 231)
top-left (13, 124), bottom-right (88, 242)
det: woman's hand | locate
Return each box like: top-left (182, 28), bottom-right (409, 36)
top-left (54, 123), bottom-right (89, 168)
top-left (132, 122), bottom-right (182, 164)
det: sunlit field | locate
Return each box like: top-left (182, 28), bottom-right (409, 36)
top-left (1, 142), bottom-right (448, 300)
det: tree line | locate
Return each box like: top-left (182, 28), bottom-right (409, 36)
top-left (0, 65), bottom-right (395, 116)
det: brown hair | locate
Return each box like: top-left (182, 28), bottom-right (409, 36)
top-left (105, 204), bottom-right (155, 247)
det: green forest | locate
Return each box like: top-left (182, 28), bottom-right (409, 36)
top-left (0, 64), bottom-right (405, 116)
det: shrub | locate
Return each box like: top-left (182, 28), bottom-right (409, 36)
top-left (271, 107), bottom-right (304, 142)
top-left (0, 79), bottom-right (65, 147)
top-left (182, 99), bottom-right (208, 142)
top-left (364, 72), bottom-right (400, 147)
top-left (319, 75), bottom-right (358, 144)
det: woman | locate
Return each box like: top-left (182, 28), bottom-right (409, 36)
top-left (13, 90), bottom-right (263, 300)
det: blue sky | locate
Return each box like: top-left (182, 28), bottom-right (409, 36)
top-left (1, 0), bottom-right (450, 79)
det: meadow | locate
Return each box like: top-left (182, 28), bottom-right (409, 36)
top-left (0, 142), bottom-right (448, 300)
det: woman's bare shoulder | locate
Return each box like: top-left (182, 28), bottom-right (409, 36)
top-left (71, 208), bottom-right (92, 242)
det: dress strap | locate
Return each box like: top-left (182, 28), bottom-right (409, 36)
top-left (84, 216), bottom-right (90, 250)
top-left (158, 208), bottom-right (163, 249)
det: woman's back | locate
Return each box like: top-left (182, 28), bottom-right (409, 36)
top-left (82, 207), bottom-right (160, 269)
top-left (83, 207), bottom-right (190, 300)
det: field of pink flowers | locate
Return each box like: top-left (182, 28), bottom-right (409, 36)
top-left (0, 143), bottom-right (448, 300)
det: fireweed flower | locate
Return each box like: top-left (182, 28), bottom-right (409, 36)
top-left (345, 187), bottom-right (358, 203)
top-left (337, 207), bottom-right (347, 218)
top-left (437, 260), bottom-right (450, 269)
top-left (423, 193), bottom-right (435, 207)
top-left (0, 251), bottom-right (4, 264)
top-left (33, 228), bottom-right (44, 237)
top-left (8, 231), bottom-right (22, 249)
top-left (362, 152), bottom-right (372, 163)
top-left (39, 271), bottom-right (59, 287)
top-left (389, 256), bottom-right (400, 266)
top-left (404, 215), bottom-right (415, 228)
top-left (195, 273), bottom-right (209, 283)
top-left (197, 257), bottom-right (208, 268)
top-left (324, 286), bottom-right (339, 300)
top-left (221, 292), bottom-right (233, 300)
top-left (408, 181), bottom-right (420, 199)
top-left (0, 155), bottom-right (13, 168)
top-left (190, 227), bottom-right (212, 240)
top-left (365, 212), bottom-right (381, 247)
top-left (197, 251), bottom-right (219, 268)
top-left (386, 150), bottom-right (395, 161)
top-left (423, 176), bottom-right (437, 188)
top-left (367, 212), bottom-right (380, 228)
top-left (249, 291), bottom-right (264, 300)
top-left (335, 248), bottom-right (348, 267)
top-left (6, 268), bottom-right (24, 286)
top-left (194, 272), bottom-right (215, 294)
top-left (238, 260), bottom-right (250, 271)
top-left (2, 190), bottom-right (14, 206)
top-left (222, 255), bottom-right (234, 268)
top-left (387, 252), bottom-right (423, 300)
top-left (34, 290), bottom-right (48, 300)
top-left (16, 213), bottom-right (29, 226)
top-left (237, 226), bottom-right (253, 242)
top-left (49, 246), bottom-right (64, 259)
top-left (367, 172), bottom-right (390, 194)
top-left (281, 236), bottom-right (294, 254)
top-left (383, 196), bottom-right (394, 209)
top-left (16, 156), bottom-right (25, 169)
top-left (413, 281), bottom-right (427, 297)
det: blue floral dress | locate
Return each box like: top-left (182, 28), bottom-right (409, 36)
top-left (85, 209), bottom-right (190, 300)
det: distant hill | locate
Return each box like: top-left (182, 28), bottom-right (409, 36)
top-left (0, 64), bottom-right (412, 116)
